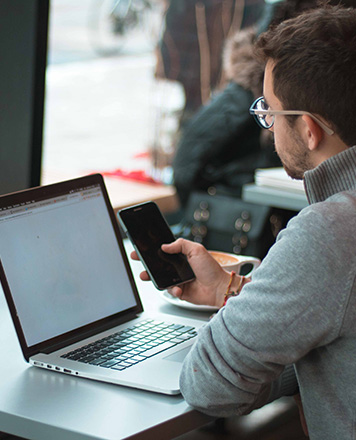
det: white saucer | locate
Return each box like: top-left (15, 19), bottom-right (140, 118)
top-left (160, 290), bottom-right (218, 312)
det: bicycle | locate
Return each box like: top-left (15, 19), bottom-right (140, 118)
top-left (88, 0), bottom-right (163, 56)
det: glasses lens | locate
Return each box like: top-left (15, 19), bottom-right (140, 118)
top-left (256, 98), bottom-right (271, 128)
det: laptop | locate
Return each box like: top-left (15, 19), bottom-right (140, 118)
top-left (0, 174), bottom-right (205, 395)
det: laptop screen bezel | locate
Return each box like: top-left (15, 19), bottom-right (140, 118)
top-left (0, 174), bottom-right (144, 361)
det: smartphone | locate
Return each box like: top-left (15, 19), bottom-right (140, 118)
top-left (118, 201), bottom-right (195, 290)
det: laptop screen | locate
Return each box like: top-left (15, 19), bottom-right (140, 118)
top-left (0, 178), bottom-right (138, 348)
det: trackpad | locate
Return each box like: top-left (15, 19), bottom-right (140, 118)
top-left (163, 346), bottom-right (191, 363)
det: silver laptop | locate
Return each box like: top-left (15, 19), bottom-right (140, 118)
top-left (0, 174), bottom-right (204, 395)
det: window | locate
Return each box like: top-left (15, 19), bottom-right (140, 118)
top-left (42, 0), bottom-right (176, 184)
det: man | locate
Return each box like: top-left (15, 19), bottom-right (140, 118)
top-left (133, 6), bottom-right (356, 439)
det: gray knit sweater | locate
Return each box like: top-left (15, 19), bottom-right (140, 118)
top-left (180, 145), bottom-right (356, 440)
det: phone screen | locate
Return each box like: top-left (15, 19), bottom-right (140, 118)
top-left (119, 202), bottom-right (195, 290)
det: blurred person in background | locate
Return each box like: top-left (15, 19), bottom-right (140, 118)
top-left (155, 0), bottom-right (265, 127)
top-left (172, 0), bottom-right (355, 209)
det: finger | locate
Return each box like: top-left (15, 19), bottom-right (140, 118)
top-left (130, 250), bottom-right (139, 260)
top-left (167, 285), bottom-right (183, 298)
top-left (139, 271), bottom-right (150, 281)
top-left (161, 238), bottom-right (185, 254)
top-left (162, 238), bottom-right (205, 257)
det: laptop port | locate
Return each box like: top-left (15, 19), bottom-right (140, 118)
top-left (63, 369), bottom-right (72, 374)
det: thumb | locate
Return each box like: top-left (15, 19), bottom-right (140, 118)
top-left (162, 239), bottom-right (208, 263)
top-left (161, 238), bottom-right (186, 254)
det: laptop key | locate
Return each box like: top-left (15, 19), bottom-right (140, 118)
top-left (142, 341), bottom-right (177, 357)
top-left (101, 354), bottom-right (117, 360)
top-left (78, 355), bottom-right (96, 363)
top-left (176, 326), bottom-right (195, 334)
top-left (131, 355), bottom-right (146, 362)
top-left (123, 359), bottom-right (139, 365)
top-left (176, 334), bottom-right (193, 341)
top-left (89, 358), bottom-right (107, 366)
top-left (68, 354), bottom-right (83, 360)
top-left (168, 324), bottom-right (185, 330)
top-left (114, 355), bottom-right (128, 361)
top-left (169, 338), bottom-right (186, 344)
top-left (100, 360), bottom-right (119, 368)
top-left (115, 361), bottom-right (131, 368)
top-left (117, 353), bottom-right (131, 359)
top-left (113, 349), bottom-right (126, 355)
top-left (111, 365), bottom-right (126, 371)
top-left (128, 349), bottom-right (142, 355)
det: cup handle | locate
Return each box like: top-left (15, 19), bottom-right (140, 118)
top-left (236, 256), bottom-right (261, 278)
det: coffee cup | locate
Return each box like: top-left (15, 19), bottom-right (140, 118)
top-left (208, 250), bottom-right (260, 278)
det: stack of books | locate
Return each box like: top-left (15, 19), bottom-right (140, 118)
top-left (254, 168), bottom-right (305, 194)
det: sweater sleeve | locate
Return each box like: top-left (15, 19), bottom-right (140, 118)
top-left (180, 201), bottom-right (355, 416)
top-left (267, 364), bottom-right (298, 403)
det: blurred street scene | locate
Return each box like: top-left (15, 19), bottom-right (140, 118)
top-left (42, 0), bottom-right (183, 181)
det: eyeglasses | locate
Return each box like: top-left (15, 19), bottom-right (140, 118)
top-left (249, 96), bottom-right (334, 136)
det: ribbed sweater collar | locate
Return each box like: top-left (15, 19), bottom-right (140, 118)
top-left (304, 145), bottom-right (356, 204)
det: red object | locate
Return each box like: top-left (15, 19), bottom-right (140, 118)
top-left (101, 169), bottom-right (161, 185)
top-left (132, 151), bottom-right (151, 159)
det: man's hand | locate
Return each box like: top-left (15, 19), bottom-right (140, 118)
top-left (131, 238), bottom-right (243, 308)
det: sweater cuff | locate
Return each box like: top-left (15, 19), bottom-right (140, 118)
top-left (267, 364), bottom-right (299, 403)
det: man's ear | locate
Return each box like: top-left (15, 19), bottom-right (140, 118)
top-left (301, 115), bottom-right (323, 151)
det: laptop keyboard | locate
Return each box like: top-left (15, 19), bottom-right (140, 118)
top-left (61, 319), bottom-right (197, 371)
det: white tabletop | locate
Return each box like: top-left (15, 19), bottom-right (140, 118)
top-left (0, 242), bottom-right (213, 440)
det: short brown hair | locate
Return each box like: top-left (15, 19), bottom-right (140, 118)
top-left (255, 6), bottom-right (356, 146)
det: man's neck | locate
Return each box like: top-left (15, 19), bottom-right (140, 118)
top-left (312, 133), bottom-right (349, 168)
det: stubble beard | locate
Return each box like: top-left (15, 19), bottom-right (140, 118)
top-left (276, 129), bottom-right (314, 181)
